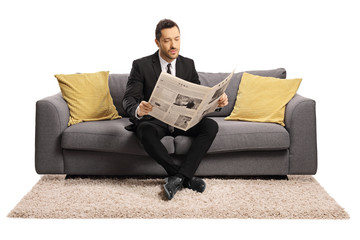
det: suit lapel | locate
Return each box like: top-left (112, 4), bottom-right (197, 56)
top-left (152, 51), bottom-right (162, 79)
top-left (175, 55), bottom-right (184, 79)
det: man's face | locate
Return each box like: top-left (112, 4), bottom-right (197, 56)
top-left (155, 26), bottom-right (180, 62)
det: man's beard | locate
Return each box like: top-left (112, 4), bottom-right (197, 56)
top-left (163, 48), bottom-right (179, 60)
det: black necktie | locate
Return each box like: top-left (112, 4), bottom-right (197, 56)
top-left (167, 63), bottom-right (171, 75)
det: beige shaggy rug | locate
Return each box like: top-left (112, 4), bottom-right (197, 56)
top-left (8, 175), bottom-right (349, 219)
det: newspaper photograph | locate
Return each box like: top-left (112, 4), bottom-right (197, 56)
top-left (148, 70), bottom-right (235, 131)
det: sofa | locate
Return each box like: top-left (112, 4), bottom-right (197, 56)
top-left (35, 68), bottom-right (317, 176)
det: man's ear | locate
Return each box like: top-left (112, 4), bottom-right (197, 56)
top-left (155, 39), bottom-right (160, 48)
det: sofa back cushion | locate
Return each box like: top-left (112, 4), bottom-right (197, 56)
top-left (108, 68), bottom-right (286, 118)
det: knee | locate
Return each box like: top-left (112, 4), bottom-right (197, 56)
top-left (202, 118), bottom-right (219, 136)
top-left (136, 123), bottom-right (158, 142)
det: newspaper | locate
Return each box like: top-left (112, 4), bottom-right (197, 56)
top-left (148, 70), bottom-right (235, 131)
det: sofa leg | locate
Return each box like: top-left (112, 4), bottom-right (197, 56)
top-left (65, 175), bottom-right (77, 179)
top-left (269, 175), bottom-right (288, 180)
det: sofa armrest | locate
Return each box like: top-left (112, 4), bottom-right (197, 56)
top-left (284, 94), bottom-right (317, 174)
top-left (35, 92), bottom-right (69, 174)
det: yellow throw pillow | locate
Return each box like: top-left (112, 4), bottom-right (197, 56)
top-left (55, 71), bottom-right (121, 126)
top-left (225, 72), bottom-right (302, 126)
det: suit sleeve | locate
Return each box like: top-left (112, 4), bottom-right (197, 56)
top-left (122, 60), bottom-right (144, 119)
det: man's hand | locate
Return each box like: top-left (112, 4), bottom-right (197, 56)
top-left (137, 101), bottom-right (153, 117)
top-left (217, 93), bottom-right (228, 108)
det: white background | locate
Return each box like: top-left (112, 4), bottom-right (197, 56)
top-left (1, 0), bottom-right (359, 239)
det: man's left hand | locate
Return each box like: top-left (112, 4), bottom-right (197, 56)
top-left (217, 93), bottom-right (228, 108)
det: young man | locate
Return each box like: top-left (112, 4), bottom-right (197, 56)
top-left (123, 19), bottom-right (228, 200)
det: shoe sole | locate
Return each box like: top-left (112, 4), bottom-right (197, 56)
top-left (163, 177), bottom-right (183, 200)
top-left (163, 178), bottom-right (173, 200)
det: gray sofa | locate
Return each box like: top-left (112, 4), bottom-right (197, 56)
top-left (35, 68), bottom-right (317, 176)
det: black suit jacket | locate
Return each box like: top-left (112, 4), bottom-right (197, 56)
top-left (122, 51), bottom-right (200, 131)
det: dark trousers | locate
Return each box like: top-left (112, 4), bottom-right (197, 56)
top-left (135, 117), bottom-right (218, 179)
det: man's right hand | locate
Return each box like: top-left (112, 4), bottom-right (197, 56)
top-left (137, 101), bottom-right (153, 117)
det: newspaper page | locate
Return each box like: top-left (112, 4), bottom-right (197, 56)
top-left (148, 70), bottom-right (234, 131)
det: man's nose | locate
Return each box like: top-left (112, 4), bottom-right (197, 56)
top-left (170, 40), bottom-right (178, 49)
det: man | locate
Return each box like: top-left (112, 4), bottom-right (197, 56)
top-left (123, 19), bottom-right (228, 200)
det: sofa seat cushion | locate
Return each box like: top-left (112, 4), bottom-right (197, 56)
top-left (61, 118), bottom-right (175, 155)
top-left (174, 117), bottom-right (290, 154)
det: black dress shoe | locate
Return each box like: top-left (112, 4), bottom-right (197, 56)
top-left (183, 177), bottom-right (206, 193)
top-left (163, 176), bottom-right (183, 200)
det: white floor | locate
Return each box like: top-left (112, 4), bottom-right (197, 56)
top-left (1, 1), bottom-right (359, 239)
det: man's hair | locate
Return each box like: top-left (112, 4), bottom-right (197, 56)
top-left (155, 19), bottom-right (180, 41)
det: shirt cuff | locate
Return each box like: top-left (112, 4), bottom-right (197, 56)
top-left (135, 105), bottom-right (143, 120)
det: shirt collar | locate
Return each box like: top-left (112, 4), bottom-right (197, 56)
top-left (158, 51), bottom-right (176, 75)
